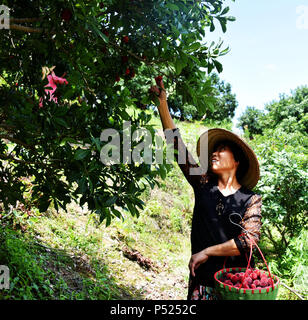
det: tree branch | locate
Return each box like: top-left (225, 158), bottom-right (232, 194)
top-left (0, 153), bottom-right (61, 167)
top-left (10, 17), bottom-right (41, 23)
top-left (0, 134), bottom-right (35, 150)
top-left (10, 23), bottom-right (45, 33)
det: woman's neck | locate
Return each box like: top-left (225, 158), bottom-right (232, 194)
top-left (217, 173), bottom-right (241, 192)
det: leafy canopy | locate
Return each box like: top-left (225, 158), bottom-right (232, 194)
top-left (0, 0), bottom-right (235, 225)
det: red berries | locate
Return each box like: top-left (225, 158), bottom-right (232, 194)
top-left (253, 280), bottom-right (260, 287)
top-left (220, 269), bottom-right (273, 290)
top-left (260, 277), bottom-right (268, 287)
top-left (122, 36), bottom-right (129, 43)
top-left (251, 272), bottom-right (258, 280)
top-left (61, 8), bottom-right (72, 22)
top-left (231, 274), bottom-right (239, 284)
top-left (130, 69), bottom-right (136, 78)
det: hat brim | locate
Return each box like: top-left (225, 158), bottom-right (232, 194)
top-left (196, 128), bottom-right (260, 190)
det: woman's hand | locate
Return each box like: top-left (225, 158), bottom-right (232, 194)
top-left (149, 76), bottom-right (167, 105)
top-left (188, 249), bottom-right (209, 277)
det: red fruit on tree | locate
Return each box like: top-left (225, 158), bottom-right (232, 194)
top-left (115, 75), bottom-right (120, 82)
top-left (122, 36), bottom-right (129, 43)
top-left (103, 29), bottom-right (109, 37)
top-left (130, 69), bottom-right (136, 78)
top-left (61, 8), bottom-right (72, 22)
top-left (125, 68), bottom-right (130, 75)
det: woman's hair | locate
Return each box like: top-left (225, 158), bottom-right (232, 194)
top-left (208, 139), bottom-right (249, 183)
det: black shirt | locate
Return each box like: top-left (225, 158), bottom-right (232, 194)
top-left (164, 128), bottom-right (262, 287)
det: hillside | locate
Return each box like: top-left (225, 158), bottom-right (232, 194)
top-left (0, 110), bottom-right (302, 300)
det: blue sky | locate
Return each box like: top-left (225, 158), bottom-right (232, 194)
top-left (206, 0), bottom-right (308, 131)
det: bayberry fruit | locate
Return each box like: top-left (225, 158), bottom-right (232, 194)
top-left (253, 280), bottom-right (260, 286)
top-left (260, 278), bottom-right (268, 287)
top-left (61, 8), bottom-right (72, 22)
top-left (246, 277), bottom-right (253, 285)
top-left (231, 274), bottom-right (239, 284)
top-left (226, 273), bottom-right (233, 280)
top-left (251, 272), bottom-right (258, 280)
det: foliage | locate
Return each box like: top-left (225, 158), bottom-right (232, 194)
top-left (251, 128), bottom-right (308, 253)
top-left (201, 73), bottom-right (238, 123)
top-left (165, 73), bottom-right (238, 122)
top-left (238, 86), bottom-right (308, 137)
top-left (237, 106), bottom-right (264, 138)
top-left (0, 0), bottom-right (236, 225)
top-left (261, 86), bottom-right (308, 135)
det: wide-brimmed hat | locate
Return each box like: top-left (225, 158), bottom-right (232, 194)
top-left (196, 128), bottom-right (260, 190)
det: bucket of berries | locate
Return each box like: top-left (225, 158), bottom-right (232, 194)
top-left (214, 232), bottom-right (279, 300)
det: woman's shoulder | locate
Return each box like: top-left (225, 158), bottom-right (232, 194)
top-left (238, 186), bottom-right (262, 205)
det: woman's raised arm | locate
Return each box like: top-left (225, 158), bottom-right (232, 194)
top-left (149, 77), bottom-right (176, 131)
top-left (150, 78), bottom-right (205, 188)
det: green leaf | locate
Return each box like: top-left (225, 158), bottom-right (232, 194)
top-left (54, 117), bottom-right (68, 128)
top-left (175, 58), bottom-right (185, 75)
top-left (213, 60), bottom-right (223, 73)
top-left (159, 164), bottom-right (167, 179)
top-left (210, 21), bottom-right (215, 32)
top-left (187, 42), bottom-right (201, 52)
top-left (218, 17), bottom-right (227, 33)
top-left (111, 207), bottom-right (123, 220)
top-left (166, 3), bottom-right (179, 11)
top-left (74, 148), bottom-right (91, 160)
top-left (105, 195), bottom-right (117, 207)
top-left (207, 62), bottom-right (214, 74)
top-left (221, 7), bottom-right (230, 15)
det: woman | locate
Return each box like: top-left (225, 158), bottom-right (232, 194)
top-left (150, 79), bottom-right (262, 300)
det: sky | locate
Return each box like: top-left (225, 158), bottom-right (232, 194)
top-left (205, 0), bottom-right (308, 132)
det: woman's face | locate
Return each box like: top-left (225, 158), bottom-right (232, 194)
top-left (211, 143), bottom-right (239, 174)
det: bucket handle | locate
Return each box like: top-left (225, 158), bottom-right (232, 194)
top-left (224, 213), bottom-right (275, 289)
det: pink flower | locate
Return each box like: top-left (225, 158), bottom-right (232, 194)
top-left (39, 71), bottom-right (68, 107)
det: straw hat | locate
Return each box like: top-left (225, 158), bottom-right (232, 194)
top-left (196, 128), bottom-right (260, 190)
